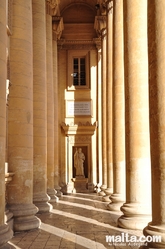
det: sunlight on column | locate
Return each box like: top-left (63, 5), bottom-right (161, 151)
top-left (41, 222), bottom-right (107, 249)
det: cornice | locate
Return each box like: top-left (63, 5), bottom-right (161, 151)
top-left (57, 39), bottom-right (97, 50)
top-left (61, 122), bottom-right (97, 136)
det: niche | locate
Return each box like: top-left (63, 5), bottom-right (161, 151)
top-left (72, 146), bottom-right (88, 178)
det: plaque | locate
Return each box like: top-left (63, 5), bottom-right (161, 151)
top-left (67, 101), bottom-right (92, 116)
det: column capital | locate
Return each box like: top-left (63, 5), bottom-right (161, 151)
top-left (94, 15), bottom-right (107, 37)
top-left (46, 0), bottom-right (60, 16)
top-left (52, 16), bottom-right (64, 40)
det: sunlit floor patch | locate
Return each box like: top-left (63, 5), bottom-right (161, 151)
top-left (41, 222), bottom-right (107, 249)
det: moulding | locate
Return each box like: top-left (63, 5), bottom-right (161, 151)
top-left (61, 121), bottom-right (97, 136)
top-left (57, 39), bottom-right (97, 50)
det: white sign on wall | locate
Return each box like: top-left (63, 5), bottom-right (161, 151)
top-left (67, 101), bottom-right (92, 116)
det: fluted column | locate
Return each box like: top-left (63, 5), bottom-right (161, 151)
top-left (102, 0), bottom-right (113, 202)
top-left (99, 28), bottom-right (107, 196)
top-left (8, 0), bottom-right (40, 231)
top-left (107, 0), bottom-right (125, 211)
top-left (143, 1), bottom-right (165, 247)
top-left (0, 0), bottom-right (13, 246)
top-left (32, 0), bottom-right (52, 212)
top-left (46, 3), bottom-right (58, 202)
top-left (118, 0), bottom-right (151, 230)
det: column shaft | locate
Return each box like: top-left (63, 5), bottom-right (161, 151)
top-left (0, 0), bottom-right (13, 246)
top-left (108, 0), bottom-right (125, 211)
top-left (8, 0), bottom-right (40, 231)
top-left (118, 0), bottom-right (151, 230)
top-left (32, 0), bottom-right (52, 212)
top-left (96, 46), bottom-right (102, 192)
top-left (53, 34), bottom-right (61, 197)
top-left (99, 29), bottom-right (107, 196)
top-left (143, 1), bottom-right (165, 247)
top-left (103, 0), bottom-right (113, 202)
top-left (46, 13), bottom-right (57, 202)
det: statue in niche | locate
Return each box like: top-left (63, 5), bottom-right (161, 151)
top-left (74, 148), bottom-right (85, 177)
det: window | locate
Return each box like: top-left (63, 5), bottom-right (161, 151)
top-left (73, 57), bottom-right (86, 86)
top-left (68, 50), bottom-right (90, 90)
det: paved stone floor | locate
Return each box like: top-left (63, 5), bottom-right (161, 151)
top-left (8, 193), bottom-right (146, 249)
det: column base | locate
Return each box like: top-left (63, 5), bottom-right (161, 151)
top-left (118, 202), bottom-right (151, 230)
top-left (96, 183), bottom-right (102, 194)
top-left (98, 184), bottom-right (107, 196)
top-left (102, 188), bottom-right (112, 202)
top-left (55, 185), bottom-right (63, 197)
top-left (143, 222), bottom-right (165, 248)
top-left (33, 193), bottom-right (52, 213)
top-left (5, 209), bottom-right (14, 231)
top-left (107, 193), bottom-right (125, 211)
top-left (0, 224), bottom-right (13, 248)
top-left (8, 203), bottom-right (41, 232)
top-left (47, 188), bottom-right (59, 203)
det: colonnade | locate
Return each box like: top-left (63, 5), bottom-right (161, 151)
top-left (97, 0), bottom-right (165, 247)
top-left (0, 0), bottom-right (165, 248)
top-left (0, 1), bottom-right (61, 247)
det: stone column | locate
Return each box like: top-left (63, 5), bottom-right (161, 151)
top-left (94, 17), bottom-right (106, 195)
top-left (102, 0), bottom-right (113, 202)
top-left (32, 0), bottom-right (52, 212)
top-left (0, 0), bottom-right (13, 246)
top-left (97, 46), bottom-right (102, 192)
top-left (8, 0), bottom-right (40, 231)
top-left (118, 0), bottom-right (151, 230)
top-left (143, 1), bottom-right (165, 247)
top-left (107, 0), bottom-right (125, 211)
top-left (99, 27), bottom-right (107, 196)
top-left (52, 17), bottom-right (63, 197)
top-left (95, 39), bottom-right (102, 193)
top-left (46, 3), bottom-right (58, 202)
